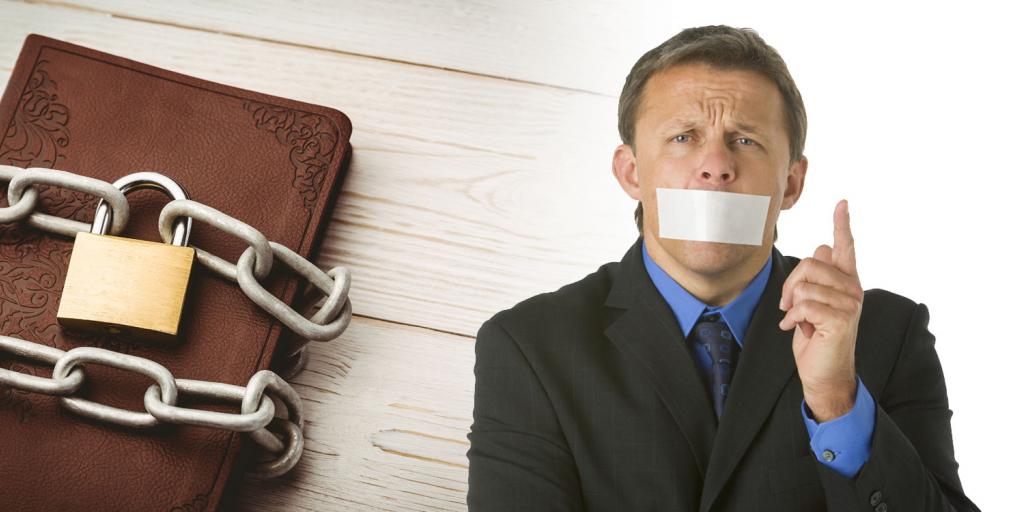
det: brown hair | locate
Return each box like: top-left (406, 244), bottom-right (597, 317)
top-left (618, 25), bottom-right (807, 242)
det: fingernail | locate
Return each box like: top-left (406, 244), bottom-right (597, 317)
top-left (779, 298), bottom-right (785, 310)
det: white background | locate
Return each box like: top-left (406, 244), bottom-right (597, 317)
top-left (593, 2), bottom-right (1019, 509)
top-left (489, 1), bottom-right (1019, 508)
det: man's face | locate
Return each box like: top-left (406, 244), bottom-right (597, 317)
top-left (614, 61), bottom-right (807, 278)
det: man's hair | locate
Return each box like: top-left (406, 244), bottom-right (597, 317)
top-left (618, 25), bottom-right (808, 243)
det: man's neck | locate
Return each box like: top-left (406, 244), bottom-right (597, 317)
top-left (644, 236), bottom-right (772, 307)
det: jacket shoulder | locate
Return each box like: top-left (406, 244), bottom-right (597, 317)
top-left (863, 287), bottom-right (920, 320)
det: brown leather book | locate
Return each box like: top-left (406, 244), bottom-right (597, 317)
top-left (0, 34), bottom-right (352, 510)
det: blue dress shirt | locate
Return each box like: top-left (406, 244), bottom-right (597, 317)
top-left (640, 240), bottom-right (875, 478)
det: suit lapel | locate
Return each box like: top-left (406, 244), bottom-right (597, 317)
top-left (604, 237), bottom-right (717, 479)
top-left (604, 237), bottom-right (798, 511)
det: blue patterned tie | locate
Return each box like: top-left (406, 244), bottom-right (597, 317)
top-left (691, 312), bottom-right (740, 419)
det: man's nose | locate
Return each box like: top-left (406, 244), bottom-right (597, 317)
top-left (695, 141), bottom-right (736, 185)
top-left (699, 168), bottom-right (734, 183)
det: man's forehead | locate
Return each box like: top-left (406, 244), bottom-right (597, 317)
top-left (643, 64), bottom-right (783, 126)
top-left (654, 62), bottom-right (775, 97)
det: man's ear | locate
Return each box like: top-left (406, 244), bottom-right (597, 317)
top-left (612, 143), bottom-right (641, 201)
top-left (781, 154), bottom-right (808, 210)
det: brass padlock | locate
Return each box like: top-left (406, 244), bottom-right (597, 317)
top-left (57, 172), bottom-right (196, 343)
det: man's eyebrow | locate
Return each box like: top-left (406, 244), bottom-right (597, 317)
top-left (665, 119), bottom-right (699, 130)
top-left (733, 122), bottom-right (768, 137)
top-left (664, 119), bottom-right (768, 137)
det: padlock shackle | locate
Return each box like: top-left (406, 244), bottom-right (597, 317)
top-left (91, 172), bottom-right (192, 246)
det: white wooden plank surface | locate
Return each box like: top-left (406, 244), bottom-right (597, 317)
top-left (0, 0), bottom-right (639, 340)
top-left (0, 1), bottom-right (640, 509)
top-left (34, 0), bottom-right (672, 96)
top-left (229, 316), bottom-right (474, 511)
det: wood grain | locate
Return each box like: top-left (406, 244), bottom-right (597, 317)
top-left (0, 0), bottom-right (640, 340)
top-left (31, 0), bottom-right (689, 96)
top-left (0, 0), bottom-right (646, 509)
top-left (229, 315), bottom-right (475, 511)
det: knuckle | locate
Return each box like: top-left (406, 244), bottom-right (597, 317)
top-left (794, 280), bottom-right (808, 295)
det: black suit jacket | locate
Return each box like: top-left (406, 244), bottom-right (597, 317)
top-left (467, 236), bottom-right (979, 511)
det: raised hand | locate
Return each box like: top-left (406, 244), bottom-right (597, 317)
top-left (779, 199), bottom-right (864, 422)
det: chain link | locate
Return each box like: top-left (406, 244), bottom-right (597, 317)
top-left (0, 335), bottom-right (85, 395)
top-left (238, 242), bottom-right (353, 341)
top-left (144, 378), bottom-right (275, 432)
top-left (158, 198), bottom-right (274, 281)
top-left (0, 164), bottom-right (355, 477)
top-left (52, 346), bottom-right (179, 429)
top-left (0, 335), bottom-right (304, 477)
top-left (3, 166), bottom-right (131, 237)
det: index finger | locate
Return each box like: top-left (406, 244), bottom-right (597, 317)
top-left (832, 199), bottom-right (858, 278)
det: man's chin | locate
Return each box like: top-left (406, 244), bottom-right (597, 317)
top-left (660, 238), bottom-right (753, 276)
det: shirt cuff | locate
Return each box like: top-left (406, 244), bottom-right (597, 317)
top-left (800, 375), bottom-right (876, 478)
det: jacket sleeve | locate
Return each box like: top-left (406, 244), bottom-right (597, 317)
top-left (466, 318), bottom-right (584, 511)
top-left (815, 302), bottom-right (981, 511)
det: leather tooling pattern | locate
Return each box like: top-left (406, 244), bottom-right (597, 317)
top-left (243, 99), bottom-right (339, 211)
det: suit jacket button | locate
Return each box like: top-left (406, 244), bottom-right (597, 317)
top-left (874, 503), bottom-right (887, 512)
top-left (870, 490), bottom-right (883, 505)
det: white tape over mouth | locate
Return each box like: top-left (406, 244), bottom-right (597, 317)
top-left (656, 188), bottom-right (771, 246)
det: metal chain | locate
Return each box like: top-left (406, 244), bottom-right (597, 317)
top-left (0, 335), bottom-right (301, 478)
top-left (0, 164), bottom-right (354, 348)
top-left (0, 164), bottom-right (355, 477)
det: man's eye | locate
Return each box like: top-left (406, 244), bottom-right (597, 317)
top-left (672, 134), bottom-right (690, 143)
top-left (737, 137), bottom-right (756, 146)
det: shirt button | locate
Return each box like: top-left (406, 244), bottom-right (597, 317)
top-left (870, 490), bottom-right (883, 506)
top-left (822, 449), bottom-right (835, 462)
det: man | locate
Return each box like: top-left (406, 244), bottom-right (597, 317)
top-left (467, 25), bottom-right (979, 511)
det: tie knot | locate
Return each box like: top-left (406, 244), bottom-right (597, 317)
top-left (692, 314), bottom-right (738, 360)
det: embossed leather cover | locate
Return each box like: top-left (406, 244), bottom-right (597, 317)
top-left (0, 34), bottom-right (352, 510)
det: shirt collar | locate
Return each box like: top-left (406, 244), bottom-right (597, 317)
top-left (641, 238), bottom-right (772, 348)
